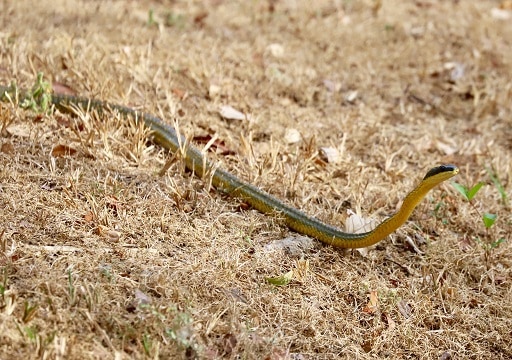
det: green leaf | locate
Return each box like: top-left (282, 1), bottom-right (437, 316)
top-left (452, 181), bottom-right (484, 201)
top-left (490, 238), bottom-right (506, 249)
top-left (265, 270), bottom-right (294, 286)
top-left (451, 182), bottom-right (469, 201)
top-left (147, 9), bottom-right (157, 26)
top-left (142, 334), bottom-right (152, 355)
top-left (482, 213), bottom-right (497, 229)
top-left (467, 182), bottom-right (484, 201)
top-left (22, 301), bottom-right (38, 323)
top-left (24, 326), bottom-right (37, 341)
top-left (20, 72), bottom-right (52, 113)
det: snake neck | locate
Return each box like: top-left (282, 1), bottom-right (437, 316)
top-left (370, 179), bottom-right (440, 243)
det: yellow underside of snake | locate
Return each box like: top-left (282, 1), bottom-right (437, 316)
top-left (0, 85), bottom-right (459, 248)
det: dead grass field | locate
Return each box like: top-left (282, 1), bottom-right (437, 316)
top-left (1, 0), bottom-right (512, 359)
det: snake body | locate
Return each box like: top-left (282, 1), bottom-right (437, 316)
top-left (1, 85), bottom-right (459, 248)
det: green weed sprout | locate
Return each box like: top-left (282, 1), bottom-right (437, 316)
top-left (452, 180), bottom-right (506, 253)
top-left (20, 72), bottom-right (52, 113)
top-left (1, 72), bottom-right (52, 113)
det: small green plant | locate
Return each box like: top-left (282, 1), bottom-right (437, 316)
top-left (165, 310), bottom-right (195, 350)
top-left (1, 72), bottom-right (52, 113)
top-left (23, 325), bottom-right (38, 342)
top-left (22, 301), bottom-right (39, 323)
top-left (452, 179), bottom-right (506, 253)
top-left (142, 333), bottom-right (152, 356)
top-left (0, 265), bottom-right (9, 303)
top-left (452, 181), bottom-right (483, 202)
top-left (164, 12), bottom-right (185, 27)
top-left (67, 268), bottom-right (76, 305)
top-left (20, 72), bottom-right (52, 113)
top-left (147, 9), bottom-right (157, 26)
top-left (146, 9), bottom-right (185, 28)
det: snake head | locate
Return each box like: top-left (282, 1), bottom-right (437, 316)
top-left (423, 164), bottom-right (459, 180)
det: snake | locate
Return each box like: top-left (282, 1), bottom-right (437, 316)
top-left (0, 84), bottom-right (459, 248)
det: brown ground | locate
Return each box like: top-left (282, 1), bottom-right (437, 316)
top-left (1, 1), bottom-right (511, 359)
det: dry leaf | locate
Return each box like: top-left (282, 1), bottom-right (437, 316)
top-left (318, 147), bottom-right (341, 163)
top-left (223, 288), bottom-right (248, 304)
top-left (345, 210), bottom-right (376, 234)
top-left (193, 134), bottom-right (236, 155)
top-left (6, 124), bottom-right (31, 138)
top-left (443, 287), bottom-right (457, 298)
top-left (361, 340), bottom-right (372, 353)
top-left (385, 313), bottom-right (396, 330)
top-left (95, 226), bottom-right (121, 242)
top-left (266, 43), bottom-right (284, 58)
top-left (84, 211), bottom-right (95, 223)
top-left (444, 61), bottom-right (465, 81)
top-left (397, 300), bottom-right (413, 319)
top-left (209, 83), bottom-right (221, 97)
top-left (219, 105), bottom-right (247, 121)
top-left (323, 79), bottom-right (341, 92)
top-left (134, 289), bottom-right (152, 305)
top-left (193, 11), bottom-right (208, 26)
top-left (1, 142), bottom-right (14, 154)
top-left (346, 211), bottom-right (377, 256)
top-left (491, 7), bottom-right (511, 19)
top-left (362, 290), bottom-right (379, 314)
top-left (104, 230), bottom-right (121, 242)
top-left (265, 270), bottom-right (294, 286)
top-left (171, 87), bottom-right (187, 100)
top-left (32, 114), bottom-right (44, 123)
top-left (52, 82), bottom-right (76, 96)
top-left (51, 144), bottom-right (77, 157)
top-left (284, 128), bottom-right (301, 144)
top-left (345, 90), bottom-right (358, 103)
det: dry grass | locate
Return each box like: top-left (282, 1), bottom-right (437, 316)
top-left (1, 0), bottom-right (511, 359)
